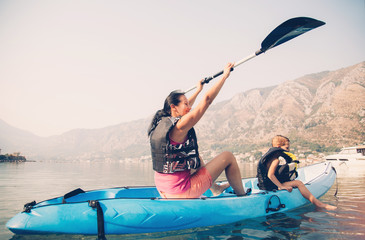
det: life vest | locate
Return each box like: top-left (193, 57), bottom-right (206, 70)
top-left (149, 117), bottom-right (200, 173)
top-left (257, 147), bottom-right (299, 190)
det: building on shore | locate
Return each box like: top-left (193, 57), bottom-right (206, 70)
top-left (0, 150), bottom-right (27, 162)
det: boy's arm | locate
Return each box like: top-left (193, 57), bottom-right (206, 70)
top-left (267, 156), bottom-right (292, 192)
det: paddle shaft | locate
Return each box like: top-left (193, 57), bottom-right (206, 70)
top-left (185, 50), bottom-right (262, 94)
top-left (184, 17), bottom-right (325, 94)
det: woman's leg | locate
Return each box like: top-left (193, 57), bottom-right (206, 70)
top-left (283, 180), bottom-right (337, 210)
top-left (199, 158), bottom-right (230, 196)
top-left (205, 151), bottom-right (246, 196)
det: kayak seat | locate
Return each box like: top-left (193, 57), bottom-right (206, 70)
top-left (115, 187), bottom-right (161, 199)
top-left (242, 178), bottom-right (261, 194)
top-left (244, 180), bottom-right (253, 191)
top-left (249, 179), bottom-right (263, 194)
top-left (203, 178), bottom-right (265, 197)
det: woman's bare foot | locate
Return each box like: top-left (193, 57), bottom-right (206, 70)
top-left (210, 182), bottom-right (230, 196)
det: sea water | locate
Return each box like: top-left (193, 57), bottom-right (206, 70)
top-left (0, 161), bottom-right (364, 240)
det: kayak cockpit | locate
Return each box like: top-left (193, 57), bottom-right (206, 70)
top-left (35, 177), bottom-right (264, 208)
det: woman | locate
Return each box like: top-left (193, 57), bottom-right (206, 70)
top-left (148, 63), bottom-right (246, 198)
top-left (257, 135), bottom-right (337, 210)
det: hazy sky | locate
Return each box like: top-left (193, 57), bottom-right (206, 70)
top-left (0, 0), bottom-right (364, 137)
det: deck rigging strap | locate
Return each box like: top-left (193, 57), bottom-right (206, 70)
top-left (88, 200), bottom-right (106, 240)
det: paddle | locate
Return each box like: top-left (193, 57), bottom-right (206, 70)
top-left (185, 17), bottom-right (325, 93)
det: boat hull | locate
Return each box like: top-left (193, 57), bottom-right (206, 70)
top-left (7, 162), bottom-right (336, 235)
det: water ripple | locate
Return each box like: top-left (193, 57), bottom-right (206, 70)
top-left (1, 161), bottom-right (365, 240)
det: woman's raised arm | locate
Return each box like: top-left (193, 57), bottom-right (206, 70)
top-left (188, 80), bottom-right (203, 107)
top-left (175, 62), bottom-right (234, 134)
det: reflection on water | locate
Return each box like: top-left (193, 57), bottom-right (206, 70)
top-left (1, 161), bottom-right (364, 239)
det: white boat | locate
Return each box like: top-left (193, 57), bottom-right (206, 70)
top-left (325, 145), bottom-right (365, 167)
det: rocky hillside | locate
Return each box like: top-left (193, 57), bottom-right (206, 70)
top-left (196, 61), bottom-right (364, 156)
top-left (1, 61), bottom-right (364, 161)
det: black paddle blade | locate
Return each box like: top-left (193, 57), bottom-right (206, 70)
top-left (259, 17), bottom-right (325, 54)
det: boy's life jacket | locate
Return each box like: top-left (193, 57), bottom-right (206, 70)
top-left (257, 147), bottom-right (299, 191)
top-left (149, 117), bottom-right (200, 173)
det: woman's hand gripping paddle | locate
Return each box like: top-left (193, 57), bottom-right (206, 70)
top-left (185, 17), bottom-right (325, 93)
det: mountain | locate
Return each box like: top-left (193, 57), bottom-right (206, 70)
top-left (0, 118), bottom-right (150, 161)
top-left (0, 119), bottom-right (45, 158)
top-left (1, 61), bottom-right (364, 161)
top-left (196, 61), bottom-right (365, 157)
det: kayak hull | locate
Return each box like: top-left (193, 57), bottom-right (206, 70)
top-left (7, 162), bottom-right (336, 235)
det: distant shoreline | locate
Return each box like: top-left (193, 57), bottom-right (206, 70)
top-left (0, 154), bottom-right (26, 162)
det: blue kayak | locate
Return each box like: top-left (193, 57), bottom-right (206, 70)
top-left (7, 162), bottom-right (336, 236)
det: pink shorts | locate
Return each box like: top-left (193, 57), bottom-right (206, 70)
top-left (158, 167), bottom-right (213, 199)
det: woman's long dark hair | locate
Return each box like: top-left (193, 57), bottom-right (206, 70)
top-left (147, 90), bottom-right (185, 136)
